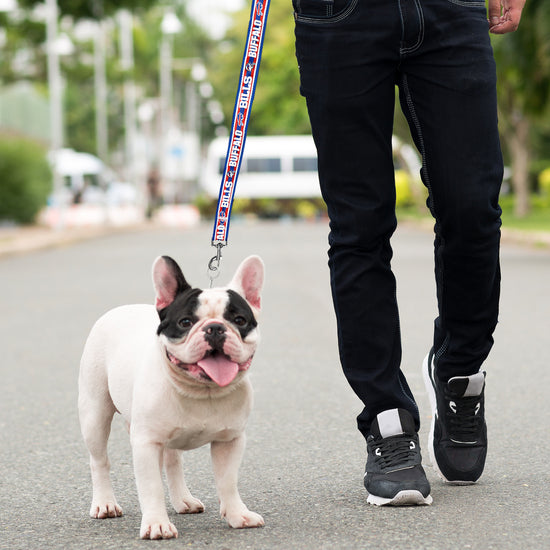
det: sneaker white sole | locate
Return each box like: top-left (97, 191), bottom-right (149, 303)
top-left (422, 353), bottom-right (478, 486)
top-left (367, 490), bottom-right (433, 506)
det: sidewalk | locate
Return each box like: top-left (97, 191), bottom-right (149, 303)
top-left (0, 204), bottom-right (201, 258)
top-left (0, 223), bottom-right (143, 258)
top-left (501, 226), bottom-right (550, 247)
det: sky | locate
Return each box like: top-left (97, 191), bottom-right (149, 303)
top-left (187, 0), bottom-right (245, 40)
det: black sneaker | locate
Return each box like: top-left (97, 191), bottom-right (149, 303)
top-left (364, 408), bottom-right (432, 506)
top-left (423, 350), bottom-right (487, 484)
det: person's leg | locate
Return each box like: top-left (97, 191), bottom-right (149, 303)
top-left (294, 0), bottom-right (419, 438)
top-left (398, 0), bottom-right (502, 380)
top-left (397, 0), bottom-right (502, 482)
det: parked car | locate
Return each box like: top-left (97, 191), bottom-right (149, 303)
top-left (48, 149), bottom-right (138, 206)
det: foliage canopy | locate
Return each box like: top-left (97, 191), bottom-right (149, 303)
top-left (16, 0), bottom-right (157, 20)
top-left (210, 1), bottom-right (311, 136)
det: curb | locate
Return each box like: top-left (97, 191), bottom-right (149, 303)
top-left (0, 224), bottom-right (147, 259)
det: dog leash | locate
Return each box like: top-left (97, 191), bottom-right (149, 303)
top-left (207, 0), bottom-right (270, 286)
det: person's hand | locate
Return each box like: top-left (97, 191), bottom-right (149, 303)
top-left (488, 0), bottom-right (526, 34)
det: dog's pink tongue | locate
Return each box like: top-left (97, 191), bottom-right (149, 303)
top-left (197, 355), bottom-right (239, 387)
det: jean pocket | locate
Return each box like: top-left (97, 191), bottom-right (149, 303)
top-left (293, 0), bottom-right (358, 24)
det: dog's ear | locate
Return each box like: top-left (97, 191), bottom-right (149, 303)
top-left (228, 255), bottom-right (264, 311)
top-left (152, 256), bottom-right (191, 310)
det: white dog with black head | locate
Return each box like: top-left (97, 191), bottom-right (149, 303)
top-left (78, 255), bottom-right (264, 539)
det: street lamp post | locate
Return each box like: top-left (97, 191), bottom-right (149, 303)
top-left (0, 0), bottom-right (17, 126)
top-left (118, 9), bottom-right (137, 185)
top-left (45, 0), bottom-right (68, 228)
top-left (45, 0), bottom-right (63, 155)
top-left (94, 20), bottom-right (108, 164)
top-left (159, 11), bottom-right (182, 201)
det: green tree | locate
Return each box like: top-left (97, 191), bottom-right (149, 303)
top-left (0, 13), bottom-right (47, 84)
top-left (492, 0), bottom-right (550, 217)
top-left (1, 2), bottom-right (216, 160)
top-left (16, 0), bottom-right (156, 20)
top-left (61, 32), bottom-right (125, 155)
top-left (64, 5), bottom-right (217, 157)
top-left (210, 1), bottom-right (310, 136)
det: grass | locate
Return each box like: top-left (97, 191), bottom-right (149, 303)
top-left (499, 195), bottom-right (550, 232)
top-left (397, 195), bottom-right (550, 234)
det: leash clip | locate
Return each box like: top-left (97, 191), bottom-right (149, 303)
top-left (207, 243), bottom-right (225, 287)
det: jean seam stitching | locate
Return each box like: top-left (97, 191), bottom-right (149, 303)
top-left (401, 74), bottom-right (447, 357)
top-left (435, 335), bottom-right (450, 364)
top-left (401, 74), bottom-right (430, 198)
top-left (399, 0), bottom-right (425, 55)
top-left (398, 375), bottom-right (419, 417)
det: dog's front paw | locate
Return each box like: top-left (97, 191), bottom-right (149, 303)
top-left (140, 517), bottom-right (178, 540)
top-left (224, 509), bottom-right (264, 529)
top-left (173, 496), bottom-right (205, 515)
top-left (90, 500), bottom-right (123, 519)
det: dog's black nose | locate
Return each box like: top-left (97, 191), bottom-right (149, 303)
top-left (203, 323), bottom-right (227, 349)
top-left (202, 323), bottom-right (227, 351)
top-left (203, 323), bottom-right (226, 337)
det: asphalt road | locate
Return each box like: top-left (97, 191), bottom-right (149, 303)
top-left (1, 220), bottom-right (549, 550)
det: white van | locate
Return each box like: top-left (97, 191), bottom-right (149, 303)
top-left (201, 134), bottom-right (421, 200)
top-left (201, 135), bottom-right (320, 199)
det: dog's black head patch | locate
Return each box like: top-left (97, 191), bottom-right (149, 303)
top-left (157, 287), bottom-right (258, 342)
top-left (224, 289), bottom-right (258, 339)
top-left (157, 288), bottom-right (203, 339)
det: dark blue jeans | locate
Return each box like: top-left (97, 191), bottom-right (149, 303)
top-left (294, 0), bottom-right (503, 437)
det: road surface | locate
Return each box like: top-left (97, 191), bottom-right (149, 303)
top-left (1, 220), bottom-right (549, 549)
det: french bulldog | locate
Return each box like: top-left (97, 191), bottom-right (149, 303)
top-left (78, 255), bottom-right (265, 540)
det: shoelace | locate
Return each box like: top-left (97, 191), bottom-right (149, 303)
top-left (373, 435), bottom-right (417, 469)
top-left (445, 393), bottom-right (483, 440)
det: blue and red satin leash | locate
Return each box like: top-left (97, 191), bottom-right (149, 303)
top-left (208, 0), bottom-right (270, 284)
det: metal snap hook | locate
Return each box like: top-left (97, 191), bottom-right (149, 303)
top-left (207, 243), bottom-right (225, 287)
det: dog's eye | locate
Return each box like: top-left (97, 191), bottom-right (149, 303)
top-left (233, 316), bottom-right (248, 327)
top-left (178, 318), bottom-right (194, 329)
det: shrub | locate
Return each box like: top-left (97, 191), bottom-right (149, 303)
top-left (395, 169), bottom-right (413, 207)
top-left (0, 135), bottom-right (52, 224)
top-left (538, 167), bottom-right (550, 196)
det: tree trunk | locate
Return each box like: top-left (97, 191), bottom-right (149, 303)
top-left (507, 115), bottom-right (531, 218)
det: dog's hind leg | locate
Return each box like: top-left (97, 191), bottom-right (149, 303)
top-left (78, 363), bottom-right (122, 519)
top-left (163, 448), bottom-right (205, 514)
